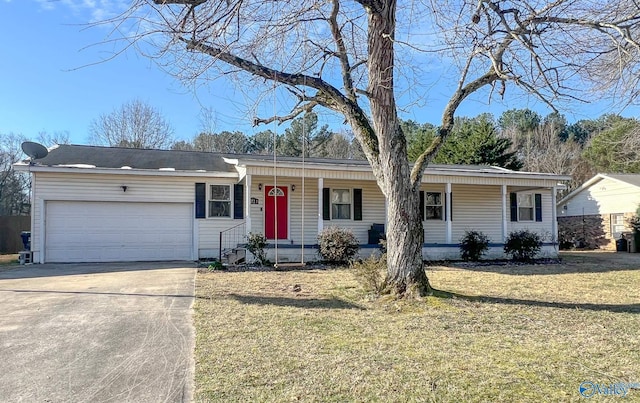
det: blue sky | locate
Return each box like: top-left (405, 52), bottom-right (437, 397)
top-left (1, 1), bottom-right (638, 146)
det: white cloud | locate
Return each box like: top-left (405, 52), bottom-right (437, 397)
top-left (34, 0), bottom-right (128, 22)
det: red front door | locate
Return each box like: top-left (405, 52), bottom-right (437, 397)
top-left (265, 186), bottom-right (288, 240)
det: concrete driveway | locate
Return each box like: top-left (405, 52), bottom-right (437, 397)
top-left (0, 262), bottom-right (196, 402)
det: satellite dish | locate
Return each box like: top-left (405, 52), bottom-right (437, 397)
top-left (21, 142), bottom-right (49, 161)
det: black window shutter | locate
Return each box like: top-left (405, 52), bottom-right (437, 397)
top-left (510, 192), bottom-right (518, 222)
top-left (449, 192), bottom-right (453, 221)
top-left (353, 189), bottom-right (363, 221)
top-left (535, 193), bottom-right (542, 222)
top-left (322, 188), bottom-right (331, 220)
top-left (195, 183), bottom-right (206, 219)
top-left (419, 191), bottom-right (425, 221)
top-left (233, 184), bottom-right (244, 219)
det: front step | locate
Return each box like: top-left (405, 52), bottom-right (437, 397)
top-left (221, 248), bottom-right (246, 265)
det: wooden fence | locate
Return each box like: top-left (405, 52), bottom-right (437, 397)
top-left (0, 216), bottom-right (31, 253)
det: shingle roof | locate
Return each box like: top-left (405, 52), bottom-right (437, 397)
top-left (27, 144), bottom-right (564, 179)
top-left (606, 174), bottom-right (640, 188)
top-left (227, 152), bottom-right (519, 174)
top-left (33, 144), bottom-right (236, 172)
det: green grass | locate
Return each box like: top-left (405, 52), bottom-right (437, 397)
top-left (194, 252), bottom-right (640, 402)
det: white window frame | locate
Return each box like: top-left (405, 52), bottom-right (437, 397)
top-left (611, 213), bottom-right (625, 238)
top-left (425, 191), bottom-right (444, 221)
top-left (208, 184), bottom-right (232, 218)
top-left (517, 193), bottom-right (534, 222)
top-left (331, 188), bottom-right (352, 220)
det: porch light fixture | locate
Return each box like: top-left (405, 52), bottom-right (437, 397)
top-left (258, 183), bottom-right (262, 190)
top-left (121, 185), bottom-right (128, 192)
top-left (291, 184), bottom-right (296, 192)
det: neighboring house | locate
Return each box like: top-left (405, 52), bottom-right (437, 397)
top-left (15, 144), bottom-right (569, 264)
top-left (557, 174), bottom-right (640, 250)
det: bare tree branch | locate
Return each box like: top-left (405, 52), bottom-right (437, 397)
top-left (329, 0), bottom-right (357, 101)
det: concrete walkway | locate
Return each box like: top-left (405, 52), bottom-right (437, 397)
top-left (0, 262), bottom-right (196, 402)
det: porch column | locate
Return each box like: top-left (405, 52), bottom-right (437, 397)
top-left (501, 184), bottom-right (508, 242)
top-left (551, 186), bottom-right (558, 243)
top-left (445, 182), bottom-right (452, 243)
top-left (245, 174), bottom-right (252, 235)
top-left (317, 177), bottom-right (324, 234)
top-left (384, 197), bottom-right (388, 230)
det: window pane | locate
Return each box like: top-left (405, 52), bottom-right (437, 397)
top-left (332, 189), bottom-right (351, 204)
top-left (210, 185), bottom-right (230, 201)
top-left (611, 214), bottom-right (625, 237)
top-left (332, 204), bottom-right (351, 219)
top-left (425, 206), bottom-right (443, 220)
top-left (426, 192), bottom-right (441, 206)
top-left (519, 207), bottom-right (533, 221)
top-left (518, 194), bottom-right (533, 207)
top-left (209, 201), bottom-right (231, 217)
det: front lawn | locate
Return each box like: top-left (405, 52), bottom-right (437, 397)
top-left (194, 252), bottom-right (640, 402)
top-left (0, 254), bottom-right (18, 266)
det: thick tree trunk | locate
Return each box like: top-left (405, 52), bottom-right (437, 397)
top-left (384, 180), bottom-right (431, 296)
top-left (367, 1), bottom-right (431, 297)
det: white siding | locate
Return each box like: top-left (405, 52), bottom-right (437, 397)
top-left (247, 175), bottom-right (320, 245)
top-left (451, 185), bottom-right (503, 243)
top-left (30, 168), bottom-right (561, 262)
top-left (508, 188), bottom-right (554, 241)
top-left (322, 179), bottom-right (386, 244)
top-left (288, 177), bottom-right (319, 245)
top-left (248, 176), bottom-right (386, 245)
top-left (31, 171), bottom-right (244, 262)
top-left (559, 177), bottom-right (640, 217)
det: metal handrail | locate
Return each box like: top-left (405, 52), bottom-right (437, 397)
top-left (219, 221), bottom-right (246, 261)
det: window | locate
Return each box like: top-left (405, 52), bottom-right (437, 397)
top-left (518, 194), bottom-right (534, 221)
top-left (331, 189), bottom-right (351, 219)
top-left (611, 214), bottom-right (625, 238)
top-left (510, 192), bottom-right (542, 222)
top-left (208, 185), bottom-right (231, 217)
top-left (425, 192), bottom-right (443, 220)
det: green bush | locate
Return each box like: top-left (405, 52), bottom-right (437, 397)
top-left (207, 260), bottom-right (225, 271)
top-left (459, 230), bottom-right (490, 261)
top-left (504, 230), bottom-right (542, 261)
top-left (317, 226), bottom-right (360, 263)
top-left (246, 232), bottom-right (268, 265)
top-left (351, 254), bottom-right (388, 296)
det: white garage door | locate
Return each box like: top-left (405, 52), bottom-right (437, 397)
top-left (45, 201), bottom-right (193, 262)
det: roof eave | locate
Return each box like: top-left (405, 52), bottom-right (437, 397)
top-left (16, 164), bottom-right (239, 178)
top-left (230, 159), bottom-right (570, 181)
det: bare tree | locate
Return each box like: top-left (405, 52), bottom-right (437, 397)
top-left (320, 133), bottom-right (353, 159)
top-left (105, 0), bottom-right (640, 296)
top-left (37, 130), bottom-right (71, 147)
top-left (0, 133), bottom-right (30, 215)
top-left (89, 99), bottom-right (175, 149)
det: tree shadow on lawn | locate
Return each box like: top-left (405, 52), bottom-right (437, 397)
top-left (432, 289), bottom-right (640, 314)
top-left (225, 293), bottom-right (366, 310)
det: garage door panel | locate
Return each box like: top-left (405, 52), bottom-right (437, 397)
top-left (45, 201), bottom-right (193, 262)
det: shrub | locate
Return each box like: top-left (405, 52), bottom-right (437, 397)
top-left (351, 254), bottom-right (388, 296)
top-left (459, 230), bottom-right (490, 261)
top-left (317, 226), bottom-right (360, 263)
top-left (207, 260), bottom-right (225, 271)
top-left (504, 230), bottom-right (542, 261)
top-left (246, 232), bottom-right (268, 265)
